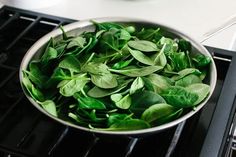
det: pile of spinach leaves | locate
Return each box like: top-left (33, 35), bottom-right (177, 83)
top-left (22, 21), bottom-right (211, 131)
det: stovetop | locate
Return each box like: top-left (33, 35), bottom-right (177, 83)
top-left (1, 6), bottom-right (236, 157)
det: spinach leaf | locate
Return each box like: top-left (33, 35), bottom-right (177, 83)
top-left (112, 94), bottom-right (132, 109)
top-left (128, 40), bottom-right (158, 52)
top-left (147, 73), bottom-right (173, 93)
top-left (130, 90), bottom-right (166, 116)
top-left (175, 74), bottom-right (202, 87)
top-left (185, 83), bottom-right (210, 105)
top-left (93, 21), bottom-right (124, 31)
top-left (91, 73), bottom-right (118, 89)
top-left (178, 39), bottom-right (191, 52)
top-left (27, 61), bottom-right (48, 89)
top-left (152, 43), bottom-right (167, 67)
top-left (67, 36), bottom-right (86, 49)
top-left (109, 65), bottom-right (163, 77)
top-left (136, 28), bottom-right (161, 42)
top-left (83, 62), bottom-right (118, 89)
top-left (57, 73), bottom-right (90, 97)
top-left (160, 86), bottom-right (198, 108)
top-left (59, 55), bottom-right (81, 73)
top-left (38, 100), bottom-right (57, 117)
top-left (106, 119), bottom-right (150, 131)
top-left (108, 113), bottom-right (132, 126)
top-left (128, 47), bottom-right (154, 65)
top-left (141, 103), bottom-right (178, 124)
top-left (87, 79), bottom-right (133, 98)
top-left (192, 54), bottom-right (211, 67)
top-left (112, 58), bottom-right (133, 69)
top-left (76, 96), bottom-right (106, 110)
top-left (171, 68), bottom-right (201, 81)
top-left (22, 71), bottom-right (45, 102)
top-left (130, 77), bottom-right (144, 95)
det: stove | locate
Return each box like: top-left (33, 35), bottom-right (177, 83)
top-left (1, 6), bottom-right (236, 157)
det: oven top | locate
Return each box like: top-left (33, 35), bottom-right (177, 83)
top-left (1, 6), bottom-right (236, 157)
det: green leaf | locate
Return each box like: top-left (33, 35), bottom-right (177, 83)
top-left (147, 74), bottom-right (173, 93)
top-left (130, 90), bottom-right (166, 116)
top-left (59, 55), bottom-right (81, 73)
top-left (136, 28), bottom-right (161, 41)
top-left (92, 21), bottom-right (124, 31)
top-left (77, 96), bottom-right (106, 110)
top-left (87, 79), bottom-right (133, 98)
top-left (172, 68), bottom-right (201, 81)
top-left (67, 36), bottom-right (86, 49)
top-left (108, 113), bottom-right (131, 126)
top-left (175, 74), bottom-right (202, 87)
top-left (160, 86), bottom-right (198, 108)
top-left (109, 65), bottom-right (163, 77)
top-left (128, 47), bottom-right (154, 65)
top-left (178, 39), bottom-right (192, 52)
top-left (27, 61), bottom-right (48, 89)
top-left (141, 103), bottom-right (178, 124)
top-left (185, 83), bottom-right (210, 105)
top-left (22, 71), bottom-right (45, 102)
top-left (128, 40), bottom-right (158, 52)
top-left (41, 47), bottom-right (58, 62)
top-left (39, 100), bottom-right (57, 117)
top-left (106, 119), bottom-right (150, 131)
top-left (130, 77), bottom-right (144, 95)
top-left (113, 94), bottom-right (132, 109)
top-left (57, 73), bottom-right (90, 97)
top-left (83, 62), bottom-right (118, 89)
top-left (112, 58), bottom-right (133, 70)
top-left (192, 54), bottom-right (211, 67)
top-left (91, 73), bottom-right (118, 89)
top-left (152, 43), bottom-right (167, 67)
top-left (110, 93), bottom-right (123, 103)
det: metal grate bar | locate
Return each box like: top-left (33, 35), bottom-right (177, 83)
top-left (47, 126), bottom-right (69, 156)
top-left (0, 96), bottom-right (23, 125)
top-left (16, 115), bottom-right (42, 148)
top-left (0, 12), bottom-right (19, 30)
top-left (5, 17), bottom-right (40, 51)
top-left (124, 138), bottom-right (139, 157)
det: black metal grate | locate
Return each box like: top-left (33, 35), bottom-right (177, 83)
top-left (0, 6), bottom-right (236, 157)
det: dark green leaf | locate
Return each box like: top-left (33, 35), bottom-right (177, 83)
top-left (192, 54), bottom-right (211, 67)
top-left (130, 77), bottom-right (144, 95)
top-left (112, 58), bottom-right (133, 70)
top-left (106, 119), bottom-right (150, 131)
top-left (128, 40), bottom-right (158, 52)
top-left (160, 86), bottom-right (198, 108)
top-left (77, 96), bottom-right (106, 110)
top-left (128, 47), bottom-right (154, 65)
top-left (109, 65), bottom-right (163, 77)
top-left (185, 83), bottom-right (210, 105)
top-left (57, 73), bottom-right (90, 97)
top-left (141, 103), bottom-right (178, 124)
top-left (171, 68), bottom-right (201, 81)
top-left (130, 90), bottom-right (166, 116)
top-left (87, 79), bottom-right (133, 98)
top-left (59, 55), bottom-right (81, 73)
top-left (39, 100), bottom-right (57, 117)
top-left (178, 39), bottom-right (192, 52)
top-left (175, 74), bottom-right (202, 87)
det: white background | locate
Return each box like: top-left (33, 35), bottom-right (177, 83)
top-left (1, 0), bottom-right (236, 50)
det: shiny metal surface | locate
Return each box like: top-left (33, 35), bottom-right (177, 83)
top-left (19, 17), bottom-right (217, 136)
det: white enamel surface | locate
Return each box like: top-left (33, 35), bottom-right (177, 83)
top-left (1, 0), bottom-right (236, 50)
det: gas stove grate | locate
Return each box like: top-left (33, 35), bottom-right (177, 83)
top-left (0, 6), bottom-right (236, 157)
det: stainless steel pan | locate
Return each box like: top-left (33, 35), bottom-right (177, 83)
top-left (19, 17), bottom-right (217, 136)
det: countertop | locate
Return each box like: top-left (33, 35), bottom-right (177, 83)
top-left (1, 0), bottom-right (236, 50)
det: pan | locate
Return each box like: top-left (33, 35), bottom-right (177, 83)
top-left (19, 17), bottom-right (217, 136)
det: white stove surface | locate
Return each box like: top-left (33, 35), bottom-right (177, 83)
top-left (1, 0), bottom-right (236, 51)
